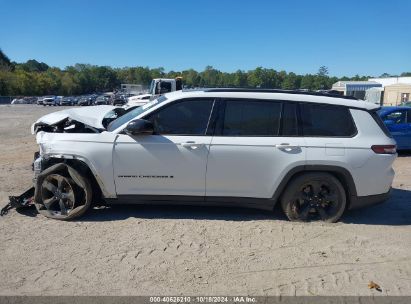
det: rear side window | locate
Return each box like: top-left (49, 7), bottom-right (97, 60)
top-left (300, 103), bottom-right (356, 137)
top-left (222, 100), bottom-right (282, 136)
top-left (371, 110), bottom-right (393, 138)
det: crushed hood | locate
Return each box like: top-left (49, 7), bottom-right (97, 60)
top-left (31, 105), bottom-right (120, 134)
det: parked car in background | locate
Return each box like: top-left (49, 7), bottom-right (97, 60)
top-left (42, 96), bottom-right (56, 106)
top-left (12, 97), bottom-right (38, 104)
top-left (378, 106), bottom-right (411, 150)
top-left (78, 96), bottom-right (92, 106)
top-left (11, 98), bottom-right (30, 104)
top-left (113, 95), bottom-right (127, 106)
top-left (36, 97), bottom-right (44, 105)
top-left (59, 96), bottom-right (75, 106)
top-left (72, 96), bottom-right (80, 105)
top-left (55, 96), bottom-right (63, 105)
top-left (94, 95), bottom-right (109, 105)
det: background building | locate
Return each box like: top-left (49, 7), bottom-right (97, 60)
top-left (333, 77), bottom-right (411, 105)
top-left (383, 84), bottom-right (411, 105)
top-left (369, 77), bottom-right (411, 105)
top-left (331, 81), bottom-right (382, 99)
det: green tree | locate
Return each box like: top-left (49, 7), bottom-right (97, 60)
top-left (0, 49), bottom-right (13, 71)
top-left (318, 66), bottom-right (329, 77)
top-left (19, 59), bottom-right (49, 72)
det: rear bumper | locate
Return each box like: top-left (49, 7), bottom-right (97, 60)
top-left (349, 189), bottom-right (391, 210)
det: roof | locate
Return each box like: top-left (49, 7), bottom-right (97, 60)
top-left (384, 83), bottom-right (411, 88)
top-left (334, 81), bottom-right (379, 85)
top-left (203, 88), bottom-right (357, 100)
top-left (369, 77), bottom-right (411, 86)
top-left (163, 89), bottom-right (379, 110)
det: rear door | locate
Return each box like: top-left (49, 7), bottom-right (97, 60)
top-left (300, 103), bottom-right (358, 163)
top-left (205, 99), bottom-right (306, 199)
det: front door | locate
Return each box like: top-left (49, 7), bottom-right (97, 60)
top-left (113, 98), bottom-right (215, 197)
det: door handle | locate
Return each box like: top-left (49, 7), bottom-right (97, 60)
top-left (181, 141), bottom-right (203, 149)
top-left (276, 143), bottom-right (300, 151)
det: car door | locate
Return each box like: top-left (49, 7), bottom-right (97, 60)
top-left (300, 102), bottom-right (358, 168)
top-left (206, 99), bottom-right (306, 199)
top-left (113, 98), bottom-right (215, 197)
top-left (383, 109), bottom-right (411, 149)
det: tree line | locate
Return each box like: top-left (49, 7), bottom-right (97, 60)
top-left (1, 49), bottom-right (410, 96)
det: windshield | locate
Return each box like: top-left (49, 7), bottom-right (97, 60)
top-left (107, 95), bottom-right (167, 132)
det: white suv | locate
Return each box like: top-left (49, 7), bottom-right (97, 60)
top-left (31, 89), bottom-right (396, 222)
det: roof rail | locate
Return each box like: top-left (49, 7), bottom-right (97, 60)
top-left (202, 88), bottom-right (358, 100)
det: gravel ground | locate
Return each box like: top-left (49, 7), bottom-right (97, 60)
top-left (0, 105), bottom-right (410, 296)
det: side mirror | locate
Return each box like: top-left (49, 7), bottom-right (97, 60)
top-left (124, 119), bottom-right (154, 136)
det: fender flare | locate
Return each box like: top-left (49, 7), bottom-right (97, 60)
top-left (272, 165), bottom-right (357, 208)
top-left (45, 154), bottom-right (115, 199)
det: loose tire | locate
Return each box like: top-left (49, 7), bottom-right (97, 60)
top-left (34, 164), bottom-right (92, 220)
top-left (281, 172), bottom-right (346, 223)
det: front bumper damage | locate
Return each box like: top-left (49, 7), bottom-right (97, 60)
top-left (1, 187), bottom-right (35, 216)
top-left (0, 153), bottom-right (42, 217)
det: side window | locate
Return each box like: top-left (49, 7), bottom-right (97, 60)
top-left (160, 82), bottom-right (172, 93)
top-left (300, 103), bottom-right (356, 137)
top-left (385, 111), bottom-right (407, 124)
top-left (281, 103), bottom-right (298, 136)
top-left (222, 100), bottom-right (282, 136)
top-left (146, 99), bottom-right (214, 135)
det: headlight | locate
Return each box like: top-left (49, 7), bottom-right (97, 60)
top-left (33, 156), bottom-right (43, 176)
top-left (39, 143), bottom-right (46, 155)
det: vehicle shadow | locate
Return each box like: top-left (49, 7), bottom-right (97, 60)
top-left (79, 187), bottom-right (411, 225)
top-left (81, 204), bottom-right (278, 222)
top-left (342, 188), bottom-right (411, 225)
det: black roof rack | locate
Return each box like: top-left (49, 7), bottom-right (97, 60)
top-left (201, 88), bottom-right (358, 100)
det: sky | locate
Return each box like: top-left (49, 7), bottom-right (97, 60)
top-left (0, 0), bottom-right (410, 77)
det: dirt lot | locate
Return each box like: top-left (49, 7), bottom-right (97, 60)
top-left (0, 105), bottom-right (410, 296)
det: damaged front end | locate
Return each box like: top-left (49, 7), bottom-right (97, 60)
top-left (2, 106), bottom-right (122, 218)
top-left (1, 152), bottom-right (49, 217)
top-left (31, 105), bottom-right (127, 134)
top-left (1, 188), bottom-right (35, 216)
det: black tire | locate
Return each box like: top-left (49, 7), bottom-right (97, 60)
top-left (281, 172), bottom-right (346, 223)
top-left (34, 163), bottom-right (92, 220)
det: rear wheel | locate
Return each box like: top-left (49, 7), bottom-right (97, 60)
top-left (35, 164), bottom-right (92, 220)
top-left (281, 172), bottom-right (346, 223)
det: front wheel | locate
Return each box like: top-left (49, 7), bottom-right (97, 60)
top-left (34, 164), bottom-right (92, 220)
top-left (281, 172), bottom-right (346, 223)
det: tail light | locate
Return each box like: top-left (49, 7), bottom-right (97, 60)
top-left (371, 145), bottom-right (397, 154)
